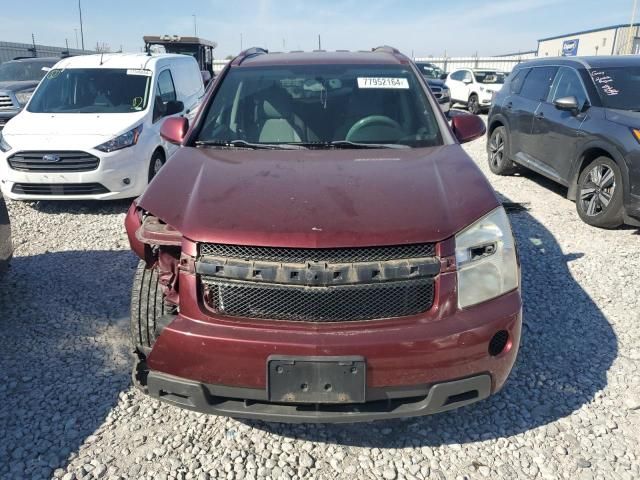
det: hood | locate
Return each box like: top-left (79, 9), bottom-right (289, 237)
top-left (0, 80), bottom-right (39, 93)
top-left (138, 145), bottom-right (500, 247)
top-left (425, 78), bottom-right (446, 88)
top-left (605, 108), bottom-right (640, 128)
top-left (3, 110), bottom-right (146, 137)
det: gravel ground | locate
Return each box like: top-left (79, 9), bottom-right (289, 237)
top-left (1, 116), bottom-right (639, 480)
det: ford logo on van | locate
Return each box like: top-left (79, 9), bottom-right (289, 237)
top-left (42, 154), bottom-right (61, 162)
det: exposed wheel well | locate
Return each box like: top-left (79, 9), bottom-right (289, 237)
top-left (488, 120), bottom-right (504, 136)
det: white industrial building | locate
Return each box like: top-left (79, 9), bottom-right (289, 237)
top-left (537, 23), bottom-right (640, 57)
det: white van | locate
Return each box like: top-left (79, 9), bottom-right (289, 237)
top-left (0, 53), bottom-right (204, 200)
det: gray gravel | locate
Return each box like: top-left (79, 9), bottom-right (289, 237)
top-left (1, 117), bottom-right (639, 479)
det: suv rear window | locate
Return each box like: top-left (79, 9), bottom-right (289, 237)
top-left (197, 64), bottom-right (443, 148)
top-left (519, 66), bottom-right (558, 101)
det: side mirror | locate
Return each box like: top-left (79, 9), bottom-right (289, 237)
top-left (440, 73), bottom-right (448, 80)
top-left (164, 100), bottom-right (184, 117)
top-left (451, 113), bottom-right (486, 143)
top-left (160, 116), bottom-right (189, 144)
top-left (553, 96), bottom-right (579, 114)
top-left (463, 78), bottom-right (473, 85)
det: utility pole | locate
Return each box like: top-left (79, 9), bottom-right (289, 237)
top-left (78, 0), bottom-right (85, 50)
top-left (318, 34), bottom-right (321, 50)
top-left (30, 33), bottom-right (37, 57)
top-left (240, 33), bottom-right (243, 51)
top-left (74, 29), bottom-right (79, 49)
top-left (193, 15), bottom-right (197, 36)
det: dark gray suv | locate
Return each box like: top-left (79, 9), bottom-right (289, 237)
top-left (487, 56), bottom-right (640, 228)
top-left (0, 57), bottom-right (58, 130)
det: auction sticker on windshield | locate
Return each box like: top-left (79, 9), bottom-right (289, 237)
top-left (357, 77), bottom-right (409, 89)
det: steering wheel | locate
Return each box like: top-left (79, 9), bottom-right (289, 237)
top-left (345, 115), bottom-right (403, 142)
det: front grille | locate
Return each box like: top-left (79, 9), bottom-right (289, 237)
top-left (430, 86), bottom-right (443, 99)
top-left (0, 95), bottom-right (14, 110)
top-left (199, 243), bottom-right (435, 263)
top-left (11, 183), bottom-right (109, 196)
top-left (202, 278), bottom-right (435, 322)
top-left (8, 151), bottom-right (100, 172)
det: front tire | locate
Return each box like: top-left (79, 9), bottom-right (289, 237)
top-left (576, 156), bottom-right (624, 228)
top-left (148, 149), bottom-right (166, 183)
top-left (468, 94), bottom-right (481, 115)
top-left (130, 260), bottom-right (167, 352)
top-left (487, 126), bottom-right (516, 175)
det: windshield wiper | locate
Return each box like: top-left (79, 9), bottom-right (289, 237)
top-left (329, 140), bottom-right (410, 149)
top-left (195, 139), bottom-right (307, 150)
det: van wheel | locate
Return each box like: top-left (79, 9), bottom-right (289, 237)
top-left (468, 94), bottom-right (481, 115)
top-left (148, 150), bottom-right (166, 183)
top-left (487, 127), bottom-right (516, 175)
top-left (130, 260), bottom-right (167, 352)
top-left (576, 156), bottom-right (624, 228)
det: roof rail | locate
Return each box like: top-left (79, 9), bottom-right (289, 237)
top-left (372, 45), bottom-right (401, 54)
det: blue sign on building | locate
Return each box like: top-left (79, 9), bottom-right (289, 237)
top-left (562, 39), bottom-right (580, 56)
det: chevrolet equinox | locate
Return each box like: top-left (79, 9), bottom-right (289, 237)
top-left (125, 46), bottom-right (522, 423)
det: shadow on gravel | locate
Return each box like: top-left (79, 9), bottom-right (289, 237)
top-left (25, 199), bottom-right (133, 216)
top-left (0, 250), bottom-right (136, 479)
top-left (244, 195), bottom-right (618, 447)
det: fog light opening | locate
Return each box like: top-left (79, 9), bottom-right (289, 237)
top-left (489, 330), bottom-right (510, 357)
top-left (122, 177), bottom-right (131, 185)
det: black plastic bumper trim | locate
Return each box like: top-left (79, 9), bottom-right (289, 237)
top-left (140, 368), bottom-right (492, 423)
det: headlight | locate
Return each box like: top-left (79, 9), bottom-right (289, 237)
top-left (95, 125), bottom-right (143, 153)
top-left (0, 131), bottom-right (11, 153)
top-left (15, 90), bottom-right (34, 106)
top-left (455, 206), bottom-right (518, 308)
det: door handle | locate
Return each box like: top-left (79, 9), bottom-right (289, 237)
top-left (505, 102), bottom-right (513, 110)
top-left (535, 111), bottom-right (545, 119)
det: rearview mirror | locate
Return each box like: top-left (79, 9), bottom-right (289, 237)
top-left (451, 113), bottom-right (486, 143)
top-left (160, 116), bottom-right (189, 144)
top-left (553, 96), bottom-right (579, 114)
top-left (165, 100), bottom-right (184, 117)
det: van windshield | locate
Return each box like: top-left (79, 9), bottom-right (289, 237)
top-left (196, 64), bottom-right (443, 148)
top-left (27, 68), bottom-right (152, 113)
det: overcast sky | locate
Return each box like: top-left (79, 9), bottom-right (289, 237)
top-left (2, 0), bottom-right (639, 58)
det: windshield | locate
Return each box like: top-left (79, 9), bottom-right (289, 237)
top-left (0, 60), bottom-right (53, 82)
top-left (474, 71), bottom-right (505, 84)
top-left (27, 68), bottom-right (152, 114)
top-left (416, 63), bottom-right (444, 79)
top-left (197, 64), bottom-right (443, 148)
top-left (589, 67), bottom-right (640, 110)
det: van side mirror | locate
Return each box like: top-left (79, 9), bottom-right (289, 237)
top-left (165, 100), bottom-right (184, 117)
top-left (463, 78), bottom-right (473, 85)
top-left (451, 113), bottom-right (486, 143)
top-left (553, 96), bottom-right (579, 114)
top-left (201, 70), bottom-right (212, 86)
top-left (160, 117), bottom-right (189, 144)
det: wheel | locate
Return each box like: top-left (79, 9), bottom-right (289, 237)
top-left (130, 260), bottom-right (168, 352)
top-left (468, 94), bottom-right (481, 115)
top-left (148, 150), bottom-right (166, 183)
top-left (576, 156), bottom-right (624, 228)
top-left (487, 126), bottom-right (516, 175)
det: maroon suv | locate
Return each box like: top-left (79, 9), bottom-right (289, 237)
top-left (125, 47), bottom-right (522, 423)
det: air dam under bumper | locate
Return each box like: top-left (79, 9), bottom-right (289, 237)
top-left (138, 367), bottom-right (492, 423)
